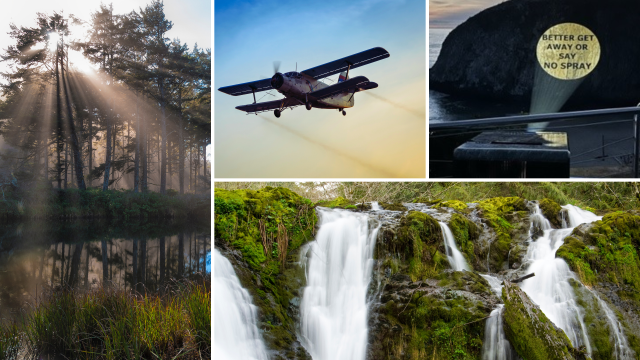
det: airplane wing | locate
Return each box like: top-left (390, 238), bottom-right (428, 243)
top-left (309, 76), bottom-right (375, 100)
top-left (301, 47), bottom-right (389, 80)
top-left (218, 78), bottom-right (273, 96)
top-left (235, 97), bottom-right (301, 113)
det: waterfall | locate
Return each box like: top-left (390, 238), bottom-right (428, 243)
top-left (214, 249), bottom-right (269, 360)
top-left (300, 208), bottom-right (380, 360)
top-left (482, 305), bottom-right (516, 360)
top-left (371, 201), bottom-right (382, 211)
top-left (594, 294), bottom-right (633, 360)
top-left (439, 222), bottom-right (470, 271)
top-left (519, 204), bottom-right (601, 355)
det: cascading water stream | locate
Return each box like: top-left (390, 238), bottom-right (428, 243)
top-left (214, 249), bottom-right (269, 360)
top-left (370, 201), bottom-right (382, 211)
top-left (519, 204), bottom-right (601, 355)
top-left (299, 208), bottom-right (380, 360)
top-left (593, 294), bottom-right (633, 360)
top-left (439, 222), bottom-right (470, 271)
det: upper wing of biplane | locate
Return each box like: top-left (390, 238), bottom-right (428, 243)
top-left (301, 47), bottom-right (389, 80)
top-left (218, 78), bottom-right (273, 96)
top-left (308, 76), bottom-right (377, 100)
top-left (235, 97), bottom-right (301, 113)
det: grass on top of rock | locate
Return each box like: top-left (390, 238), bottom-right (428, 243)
top-left (314, 196), bottom-right (356, 209)
top-left (557, 212), bottom-right (640, 305)
top-left (0, 280), bottom-right (210, 360)
top-left (214, 186), bottom-right (317, 353)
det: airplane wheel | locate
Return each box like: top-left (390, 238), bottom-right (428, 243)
top-left (305, 102), bottom-right (312, 110)
top-left (342, 110), bottom-right (346, 116)
top-left (274, 109), bottom-right (281, 118)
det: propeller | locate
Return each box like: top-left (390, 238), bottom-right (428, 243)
top-left (270, 61), bottom-right (284, 89)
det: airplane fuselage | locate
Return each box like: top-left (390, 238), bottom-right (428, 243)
top-left (272, 71), bottom-right (354, 109)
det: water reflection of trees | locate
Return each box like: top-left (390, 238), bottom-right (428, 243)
top-left (0, 226), bottom-right (210, 320)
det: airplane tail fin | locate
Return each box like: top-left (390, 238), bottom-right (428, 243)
top-left (338, 71), bottom-right (347, 83)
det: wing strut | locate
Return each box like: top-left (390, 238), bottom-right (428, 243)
top-left (250, 86), bottom-right (257, 103)
top-left (345, 62), bottom-right (352, 80)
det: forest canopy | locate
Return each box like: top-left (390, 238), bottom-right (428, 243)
top-left (0, 1), bottom-right (211, 195)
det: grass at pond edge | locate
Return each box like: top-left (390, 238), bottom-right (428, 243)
top-left (0, 278), bottom-right (210, 360)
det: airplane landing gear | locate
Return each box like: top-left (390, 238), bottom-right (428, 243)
top-left (342, 110), bottom-right (346, 116)
top-left (305, 102), bottom-right (312, 110)
top-left (274, 109), bottom-right (281, 118)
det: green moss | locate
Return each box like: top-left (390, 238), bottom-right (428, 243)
top-left (390, 291), bottom-right (488, 359)
top-left (565, 212), bottom-right (640, 306)
top-left (433, 200), bottom-right (468, 212)
top-left (394, 211), bottom-right (448, 281)
top-left (539, 198), bottom-right (562, 228)
top-left (214, 187), bottom-right (317, 352)
top-left (379, 202), bottom-right (407, 211)
top-left (556, 236), bottom-right (597, 286)
top-left (447, 213), bottom-right (479, 268)
top-left (502, 282), bottom-right (575, 360)
top-left (477, 197), bottom-right (526, 270)
top-left (314, 196), bottom-right (353, 209)
top-left (569, 280), bottom-right (615, 360)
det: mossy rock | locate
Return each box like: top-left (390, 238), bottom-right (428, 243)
top-left (447, 213), bottom-right (479, 268)
top-left (214, 187), bottom-right (317, 357)
top-left (315, 196), bottom-right (356, 209)
top-left (394, 211), bottom-right (447, 280)
top-left (436, 270), bottom-right (493, 298)
top-left (556, 236), bottom-right (597, 286)
top-left (379, 202), bottom-right (407, 211)
top-left (433, 200), bottom-right (468, 212)
top-left (539, 198), bottom-right (562, 228)
top-left (566, 211), bottom-right (640, 305)
top-left (356, 203), bottom-right (372, 211)
top-left (502, 281), bottom-right (576, 360)
top-left (412, 197), bottom-right (441, 205)
top-left (477, 197), bottom-right (527, 271)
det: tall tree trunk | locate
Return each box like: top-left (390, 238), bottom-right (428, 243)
top-left (178, 93), bottom-right (184, 194)
top-left (56, 47), bottom-right (62, 189)
top-left (102, 99), bottom-right (113, 191)
top-left (88, 112), bottom-right (93, 187)
top-left (134, 94), bottom-right (140, 193)
top-left (142, 114), bottom-right (148, 192)
top-left (61, 63), bottom-right (86, 190)
top-left (64, 143), bottom-right (68, 189)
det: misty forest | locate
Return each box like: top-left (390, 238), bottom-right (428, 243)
top-left (0, 2), bottom-right (211, 359)
top-left (0, 1), bottom-right (210, 197)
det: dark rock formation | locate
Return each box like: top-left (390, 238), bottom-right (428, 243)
top-left (430, 0), bottom-right (640, 108)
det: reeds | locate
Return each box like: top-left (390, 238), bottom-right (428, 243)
top-left (0, 278), bottom-right (210, 359)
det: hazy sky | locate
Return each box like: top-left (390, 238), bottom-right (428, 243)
top-left (215, 0), bottom-right (425, 178)
top-left (0, 0), bottom-right (211, 79)
top-left (429, 0), bottom-right (502, 28)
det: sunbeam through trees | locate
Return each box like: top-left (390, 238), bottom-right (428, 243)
top-left (0, 1), bottom-right (211, 195)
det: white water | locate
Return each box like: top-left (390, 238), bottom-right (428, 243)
top-left (370, 201), bottom-right (382, 211)
top-left (519, 204), bottom-right (601, 354)
top-left (214, 249), bottom-right (269, 360)
top-left (440, 222), bottom-right (470, 271)
top-left (594, 294), bottom-right (633, 360)
top-left (482, 305), bottom-right (516, 360)
top-left (300, 208), bottom-right (380, 360)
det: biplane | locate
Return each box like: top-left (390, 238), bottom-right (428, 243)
top-left (218, 47), bottom-right (390, 118)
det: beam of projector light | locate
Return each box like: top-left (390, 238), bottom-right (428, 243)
top-left (257, 115), bottom-right (398, 177)
top-left (361, 92), bottom-right (425, 119)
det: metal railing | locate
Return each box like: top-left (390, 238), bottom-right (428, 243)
top-left (429, 105), bottom-right (640, 177)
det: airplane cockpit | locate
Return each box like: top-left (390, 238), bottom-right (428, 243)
top-left (284, 72), bottom-right (302, 79)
